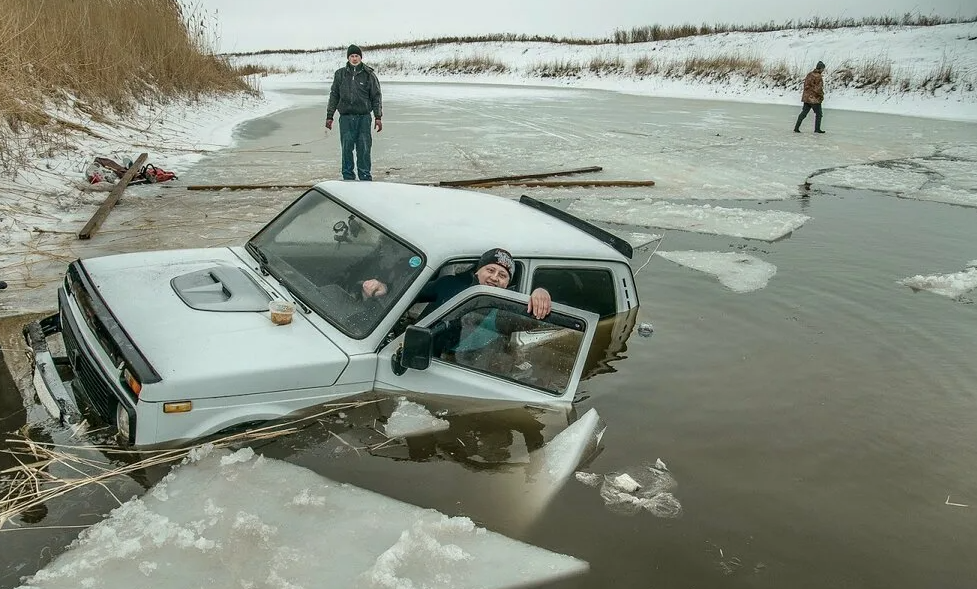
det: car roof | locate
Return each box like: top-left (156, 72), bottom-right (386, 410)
top-left (315, 180), bottom-right (629, 265)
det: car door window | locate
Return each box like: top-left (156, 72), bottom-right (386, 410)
top-left (428, 294), bottom-right (589, 395)
top-left (532, 267), bottom-right (617, 318)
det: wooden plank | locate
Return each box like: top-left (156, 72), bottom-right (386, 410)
top-left (435, 166), bottom-right (603, 187)
top-left (185, 183), bottom-right (313, 191)
top-left (466, 179), bottom-right (656, 188)
top-left (78, 153), bottom-right (148, 240)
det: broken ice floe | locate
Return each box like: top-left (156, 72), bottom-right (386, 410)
top-left (656, 251), bottom-right (777, 293)
top-left (809, 155), bottom-right (977, 208)
top-left (569, 199), bottom-right (809, 241)
top-left (384, 397), bottom-right (451, 438)
top-left (21, 447), bottom-right (587, 589)
top-left (899, 264), bottom-right (977, 300)
top-left (575, 459), bottom-right (682, 518)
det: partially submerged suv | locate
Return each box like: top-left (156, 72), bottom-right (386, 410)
top-left (26, 181), bottom-right (639, 448)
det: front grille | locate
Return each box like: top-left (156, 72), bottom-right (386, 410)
top-left (62, 306), bottom-right (118, 426)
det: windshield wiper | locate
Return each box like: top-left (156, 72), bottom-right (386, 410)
top-left (247, 243), bottom-right (311, 314)
top-left (247, 242), bottom-right (270, 276)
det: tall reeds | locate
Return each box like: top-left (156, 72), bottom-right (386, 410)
top-left (0, 0), bottom-right (252, 170)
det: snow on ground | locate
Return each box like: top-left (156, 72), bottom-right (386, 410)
top-left (655, 251), bottom-right (778, 293)
top-left (18, 413), bottom-right (607, 589)
top-left (384, 397), bottom-right (451, 438)
top-left (237, 23), bottom-right (977, 121)
top-left (899, 264), bottom-right (977, 300)
top-left (569, 199), bottom-right (810, 241)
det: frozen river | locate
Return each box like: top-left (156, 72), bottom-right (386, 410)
top-left (1, 82), bottom-right (976, 588)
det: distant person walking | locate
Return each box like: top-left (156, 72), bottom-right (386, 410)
top-left (794, 61), bottom-right (826, 134)
top-left (325, 44), bottom-right (383, 181)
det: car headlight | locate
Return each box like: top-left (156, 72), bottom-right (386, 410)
top-left (116, 403), bottom-right (130, 440)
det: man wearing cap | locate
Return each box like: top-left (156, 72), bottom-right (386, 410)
top-left (362, 247), bottom-right (552, 319)
top-left (794, 61), bottom-right (827, 134)
top-left (326, 44), bottom-right (383, 180)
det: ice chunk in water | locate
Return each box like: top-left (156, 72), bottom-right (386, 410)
top-left (569, 199), bottom-right (809, 241)
top-left (899, 266), bottom-right (977, 299)
top-left (576, 460), bottom-right (683, 519)
top-left (384, 397), bottom-right (450, 438)
top-left (609, 473), bottom-right (641, 493)
top-left (657, 251), bottom-right (777, 293)
top-left (21, 448), bottom-right (587, 589)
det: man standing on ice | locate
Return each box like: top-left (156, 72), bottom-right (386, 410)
top-left (794, 61), bottom-right (826, 134)
top-left (325, 44), bottom-right (383, 180)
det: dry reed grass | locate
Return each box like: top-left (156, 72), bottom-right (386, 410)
top-left (0, 0), bottom-right (253, 172)
top-left (0, 400), bottom-right (382, 529)
top-left (424, 55), bottom-right (508, 75)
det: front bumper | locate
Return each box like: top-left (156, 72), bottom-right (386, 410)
top-left (23, 314), bottom-right (80, 425)
top-left (24, 288), bottom-right (139, 446)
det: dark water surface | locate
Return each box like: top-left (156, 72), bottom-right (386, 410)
top-left (1, 85), bottom-right (975, 589)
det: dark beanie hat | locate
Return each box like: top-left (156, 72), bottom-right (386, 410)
top-left (816, 60), bottom-right (826, 70)
top-left (347, 44), bottom-right (362, 58)
top-left (476, 248), bottom-right (515, 277)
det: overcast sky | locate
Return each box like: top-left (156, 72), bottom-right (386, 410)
top-left (192, 0), bottom-right (975, 53)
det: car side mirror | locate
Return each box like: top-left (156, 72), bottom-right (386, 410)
top-left (398, 325), bottom-right (433, 373)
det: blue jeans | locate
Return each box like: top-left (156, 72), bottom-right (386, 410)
top-left (339, 114), bottom-right (373, 180)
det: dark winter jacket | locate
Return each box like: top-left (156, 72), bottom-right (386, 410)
top-left (326, 62), bottom-right (382, 120)
top-left (801, 70), bottom-right (824, 104)
top-left (416, 272), bottom-right (480, 319)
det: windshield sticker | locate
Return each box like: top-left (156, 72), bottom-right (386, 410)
top-left (409, 256), bottom-right (422, 268)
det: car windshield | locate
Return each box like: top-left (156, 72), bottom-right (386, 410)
top-left (248, 188), bottom-right (425, 339)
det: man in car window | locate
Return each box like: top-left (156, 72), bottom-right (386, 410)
top-left (363, 247), bottom-right (552, 319)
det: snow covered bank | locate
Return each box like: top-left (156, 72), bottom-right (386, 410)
top-left (236, 23), bottom-right (977, 122)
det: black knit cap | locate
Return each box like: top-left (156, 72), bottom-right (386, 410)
top-left (347, 44), bottom-right (362, 58)
top-left (816, 60), bottom-right (826, 70)
top-left (476, 248), bottom-right (515, 278)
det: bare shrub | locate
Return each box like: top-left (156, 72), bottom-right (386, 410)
top-left (919, 54), bottom-right (956, 92)
top-left (424, 55), bottom-right (508, 75)
top-left (683, 53), bottom-right (764, 79)
top-left (589, 57), bottom-right (626, 75)
top-left (529, 60), bottom-right (583, 78)
top-left (235, 64), bottom-right (298, 76)
top-left (633, 56), bottom-right (660, 76)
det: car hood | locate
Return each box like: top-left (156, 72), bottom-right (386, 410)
top-left (80, 248), bottom-right (349, 402)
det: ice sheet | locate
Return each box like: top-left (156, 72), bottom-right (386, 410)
top-left (480, 408), bottom-right (605, 534)
top-left (899, 266), bottom-right (977, 300)
top-left (569, 199), bottom-right (810, 241)
top-left (18, 447), bottom-right (588, 589)
top-left (810, 156), bottom-right (977, 207)
top-left (656, 251), bottom-right (778, 293)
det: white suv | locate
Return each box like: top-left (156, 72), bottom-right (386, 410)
top-left (26, 181), bottom-right (640, 448)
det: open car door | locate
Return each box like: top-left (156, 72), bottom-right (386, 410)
top-left (376, 285), bottom-right (599, 406)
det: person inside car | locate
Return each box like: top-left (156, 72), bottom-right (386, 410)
top-left (362, 247), bottom-right (552, 319)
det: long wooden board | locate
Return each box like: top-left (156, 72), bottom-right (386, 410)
top-left (468, 179), bottom-right (655, 188)
top-left (78, 152), bottom-right (148, 240)
top-left (434, 165), bottom-right (603, 187)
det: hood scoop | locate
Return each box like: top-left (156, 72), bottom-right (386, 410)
top-left (171, 266), bottom-right (271, 312)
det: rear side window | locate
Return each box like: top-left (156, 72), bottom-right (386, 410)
top-left (532, 267), bottom-right (617, 318)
